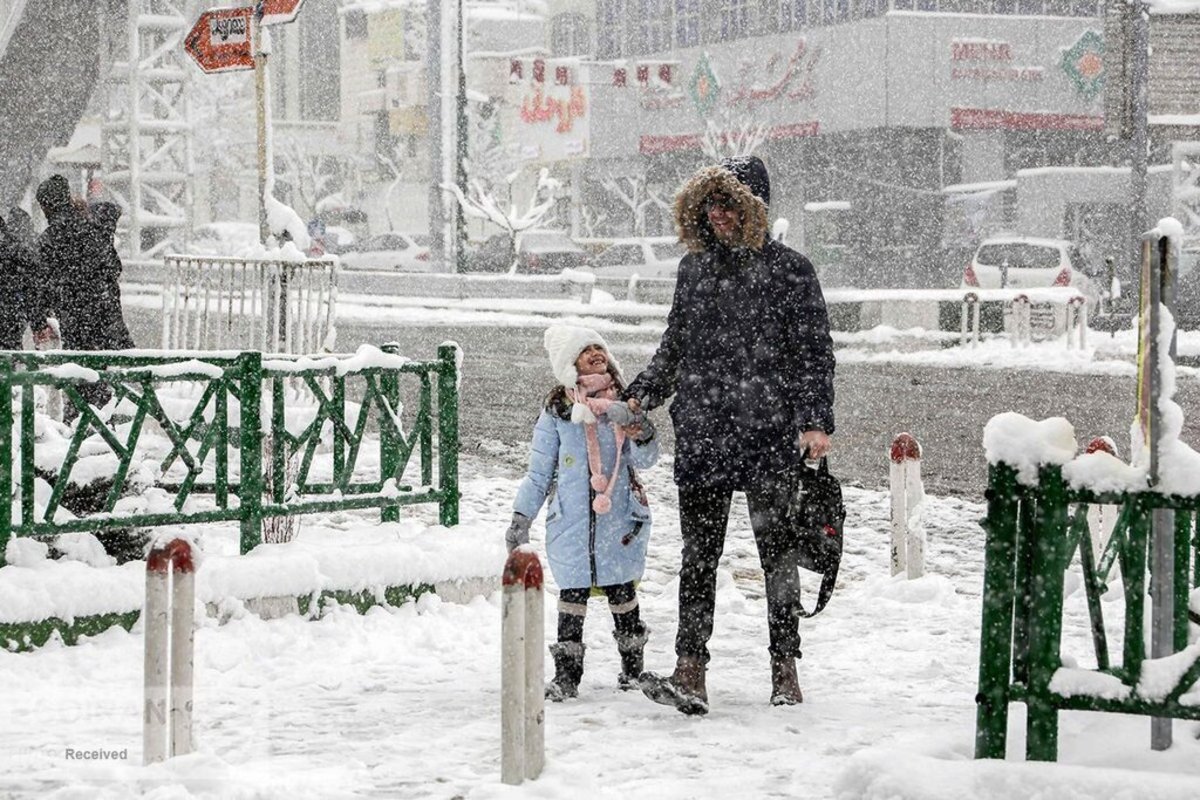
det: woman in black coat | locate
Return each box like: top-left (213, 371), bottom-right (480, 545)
top-left (0, 208), bottom-right (45, 349)
top-left (625, 156), bottom-right (836, 715)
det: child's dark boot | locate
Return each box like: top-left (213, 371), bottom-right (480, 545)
top-left (613, 625), bottom-right (649, 690)
top-left (545, 641), bottom-right (585, 701)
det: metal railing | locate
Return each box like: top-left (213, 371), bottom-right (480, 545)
top-left (160, 255), bottom-right (338, 354)
top-left (0, 344), bottom-right (459, 565)
top-left (974, 462), bottom-right (1200, 762)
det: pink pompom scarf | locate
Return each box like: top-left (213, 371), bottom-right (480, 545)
top-left (570, 373), bottom-right (626, 515)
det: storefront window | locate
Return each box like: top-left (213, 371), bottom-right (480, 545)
top-left (780, 0), bottom-right (807, 29)
top-left (597, 0), bottom-right (624, 58)
top-left (675, 0), bottom-right (701, 46)
top-left (551, 13), bottom-right (591, 56)
top-left (719, 0), bottom-right (750, 40)
top-left (630, 0), bottom-right (669, 54)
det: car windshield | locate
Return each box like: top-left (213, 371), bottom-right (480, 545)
top-left (411, 234), bottom-right (432, 248)
top-left (651, 242), bottom-right (686, 260)
top-left (976, 243), bottom-right (1061, 270)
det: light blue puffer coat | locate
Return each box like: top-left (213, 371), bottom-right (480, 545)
top-left (514, 407), bottom-right (659, 590)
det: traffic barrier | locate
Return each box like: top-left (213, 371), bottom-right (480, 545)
top-left (889, 433), bottom-right (925, 578)
top-left (143, 538), bottom-right (195, 765)
top-left (500, 548), bottom-right (545, 785)
top-left (0, 344), bottom-right (460, 564)
top-left (161, 255), bottom-right (338, 354)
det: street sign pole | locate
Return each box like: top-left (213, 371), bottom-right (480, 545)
top-left (254, 6), bottom-right (270, 245)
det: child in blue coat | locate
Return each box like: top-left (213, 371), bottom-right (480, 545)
top-left (507, 325), bottom-right (659, 700)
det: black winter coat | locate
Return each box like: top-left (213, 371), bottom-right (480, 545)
top-left (37, 206), bottom-right (134, 351)
top-left (0, 219), bottom-right (44, 348)
top-left (626, 161), bottom-right (835, 489)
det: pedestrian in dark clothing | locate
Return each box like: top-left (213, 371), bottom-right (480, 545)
top-left (35, 176), bottom-right (134, 352)
top-left (0, 209), bottom-right (45, 349)
top-left (625, 156), bottom-right (836, 716)
top-left (35, 175), bottom-right (135, 416)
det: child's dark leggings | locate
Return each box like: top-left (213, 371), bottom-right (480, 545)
top-left (556, 581), bottom-right (643, 642)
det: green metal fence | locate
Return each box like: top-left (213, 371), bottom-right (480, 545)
top-left (0, 344), bottom-right (459, 566)
top-left (974, 462), bottom-right (1200, 762)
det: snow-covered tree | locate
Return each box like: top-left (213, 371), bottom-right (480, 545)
top-left (700, 107), bottom-right (768, 161)
top-left (444, 168), bottom-right (561, 273)
top-left (599, 172), bottom-right (671, 237)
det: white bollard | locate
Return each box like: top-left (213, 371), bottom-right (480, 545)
top-left (889, 433), bottom-right (925, 579)
top-left (144, 539), bottom-right (196, 765)
top-left (1011, 294), bottom-right (1031, 348)
top-left (501, 548), bottom-right (545, 785)
top-left (1084, 437), bottom-right (1120, 563)
top-left (1067, 297), bottom-right (1088, 350)
top-left (961, 293), bottom-right (980, 347)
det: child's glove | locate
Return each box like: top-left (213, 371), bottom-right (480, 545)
top-left (505, 512), bottom-right (531, 553)
top-left (629, 417), bottom-right (656, 443)
top-left (604, 402), bottom-right (642, 427)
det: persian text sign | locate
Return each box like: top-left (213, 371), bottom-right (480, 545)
top-left (508, 80), bottom-right (590, 162)
top-left (184, 7), bottom-right (254, 74)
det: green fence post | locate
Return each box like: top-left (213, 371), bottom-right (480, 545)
top-left (238, 352), bottom-right (264, 554)
top-left (437, 344), bottom-right (459, 527)
top-left (975, 462), bottom-right (1020, 759)
top-left (0, 359), bottom-right (12, 565)
top-left (1174, 511), bottom-right (1192, 653)
top-left (271, 375), bottom-right (286, 505)
top-left (380, 343), bottom-right (401, 524)
top-left (19, 371), bottom-right (33, 530)
top-left (1122, 502), bottom-right (1150, 685)
top-left (1010, 495), bottom-right (1036, 687)
top-left (1024, 466), bottom-right (1070, 762)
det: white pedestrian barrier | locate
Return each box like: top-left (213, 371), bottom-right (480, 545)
top-left (161, 255), bottom-right (338, 354)
top-left (1066, 296), bottom-right (1088, 350)
top-left (889, 433), bottom-right (925, 579)
top-left (144, 538), bottom-right (196, 765)
top-left (500, 548), bottom-right (545, 785)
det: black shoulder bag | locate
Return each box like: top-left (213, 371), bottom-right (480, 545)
top-left (788, 457), bottom-right (846, 617)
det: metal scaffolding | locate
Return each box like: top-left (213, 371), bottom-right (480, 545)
top-left (1172, 142), bottom-right (1200, 248)
top-left (101, 0), bottom-right (195, 259)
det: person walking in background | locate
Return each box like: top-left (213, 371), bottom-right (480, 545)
top-left (507, 325), bottom-right (659, 701)
top-left (0, 208), bottom-right (45, 349)
top-left (625, 156), bottom-right (836, 716)
top-left (35, 175), bottom-right (135, 414)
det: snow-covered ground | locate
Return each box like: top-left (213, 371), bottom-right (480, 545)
top-left (2, 448), bottom-right (1198, 799)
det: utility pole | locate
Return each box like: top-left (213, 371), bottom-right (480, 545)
top-left (455, 0), bottom-right (468, 273)
top-left (254, 4), bottom-right (271, 244)
top-left (1129, 1), bottom-right (1149, 286)
top-left (426, 0), bottom-right (444, 269)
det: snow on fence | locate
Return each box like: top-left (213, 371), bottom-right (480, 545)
top-left (500, 548), bottom-right (545, 785)
top-left (0, 345), bottom-right (460, 565)
top-left (889, 433), bottom-right (925, 579)
top-left (975, 417), bottom-right (1200, 763)
top-left (143, 538), bottom-right (195, 765)
top-left (161, 255), bottom-right (338, 354)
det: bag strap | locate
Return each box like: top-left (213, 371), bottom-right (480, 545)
top-left (796, 561), bottom-right (838, 618)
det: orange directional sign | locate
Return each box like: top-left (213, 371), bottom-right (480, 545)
top-left (259, 0), bottom-right (305, 25)
top-left (184, 7), bottom-right (254, 74)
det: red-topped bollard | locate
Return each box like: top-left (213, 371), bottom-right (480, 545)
top-left (1011, 294), bottom-right (1032, 347)
top-left (1084, 437), bottom-right (1120, 562)
top-left (501, 548), bottom-right (544, 785)
top-left (889, 433), bottom-right (925, 579)
top-left (144, 538), bottom-right (196, 765)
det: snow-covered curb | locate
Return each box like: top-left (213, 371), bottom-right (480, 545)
top-left (0, 520), bottom-right (506, 650)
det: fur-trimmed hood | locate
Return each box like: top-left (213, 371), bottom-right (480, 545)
top-left (674, 157), bottom-right (771, 254)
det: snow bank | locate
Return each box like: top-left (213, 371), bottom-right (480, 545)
top-left (1062, 451), bottom-right (1145, 494)
top-left (835, 749), bottom-right (1200, 800)
top-left (982, 412), bottom-right (1076, 485)
top-left (0, 518), bottom-right (505, 624)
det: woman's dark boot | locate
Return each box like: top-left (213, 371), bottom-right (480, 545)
top-left (770, 655), bottom-right (803, 706)
top-left (640, 655), bottom-right (708, 716)
top-left (613, 626), bottom-right (649, 690)
top-left (545, 642), bottom-right (585, 701)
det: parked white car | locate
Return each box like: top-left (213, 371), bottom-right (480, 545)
top-left (589, 237), bottom-right (686, 279)
top-left (961, 236), bottom-right (1098, 302)
top-left (338, 232), bottom-right (432, 271)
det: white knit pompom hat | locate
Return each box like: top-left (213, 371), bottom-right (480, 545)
top-left (543, 324), bottom-right (621, 387)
